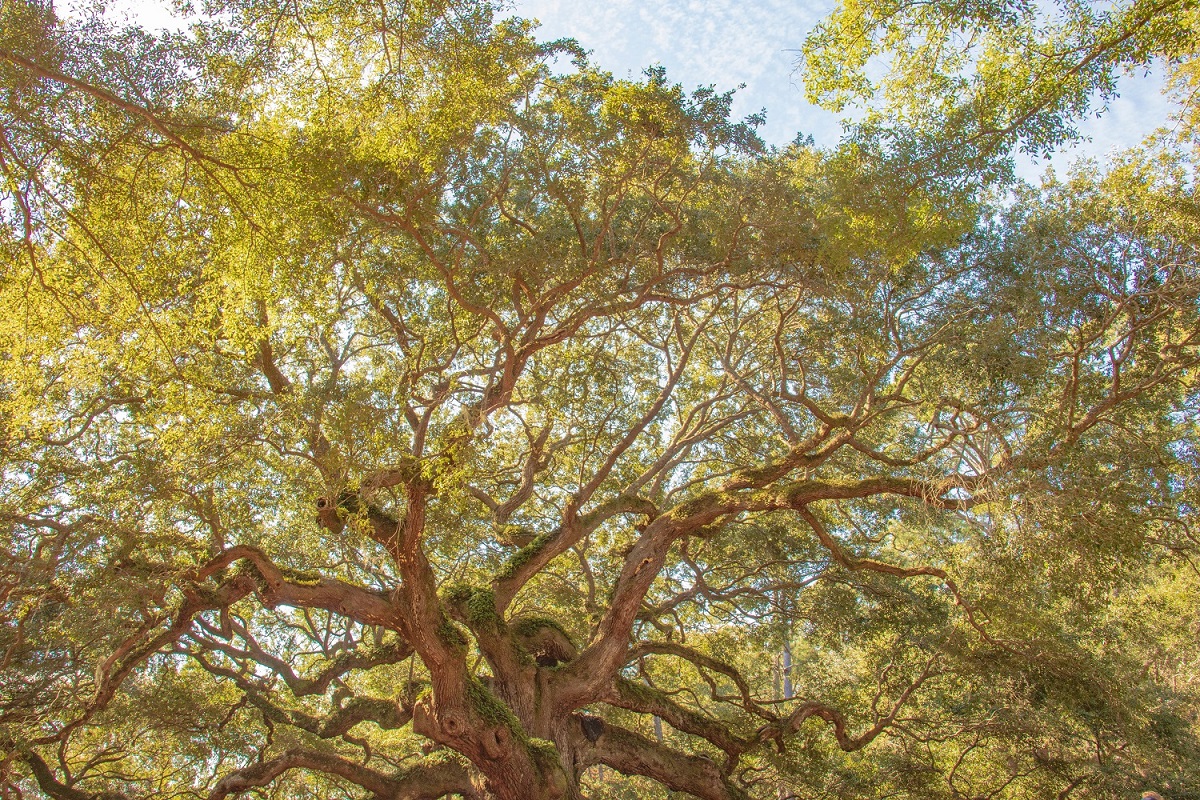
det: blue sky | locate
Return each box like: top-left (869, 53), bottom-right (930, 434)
top-left (510, 0), bottom-right (1177, 178)
top-left (512, 0), bottom-right (843, 147)
top-left (108, 0), bottom-right (1178, 177)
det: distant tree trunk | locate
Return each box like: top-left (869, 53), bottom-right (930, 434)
top-left (782, 638), bottom-right (793, 700)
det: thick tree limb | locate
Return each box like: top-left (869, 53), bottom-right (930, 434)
top-left (33, 576), bottom-right (256, 745)
top-left (571, 716), bottom-right (749, 800)
top-left (195, 545), bottom-right (402, 629)
top-left (608, 678), bottom-right (752, 765)
top-left (563, 474), bottom-right (978, 703)
top-left (34, 547), bottom-right (405, 746)
top-left (207, 747), bottom-right (474, 800)
top-left (491, 493), bottom-right (659, 611)
top-left (19, 749), bottom-right (123, 800)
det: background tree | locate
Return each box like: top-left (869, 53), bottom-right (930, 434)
top-left (2, 0), bottom-right (1199, 798)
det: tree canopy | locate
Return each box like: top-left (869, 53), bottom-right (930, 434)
top-left (2, 1), bottom-right (1199, 798)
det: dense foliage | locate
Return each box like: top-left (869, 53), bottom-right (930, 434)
top-left (2, 0), bottom-right (1199, 798)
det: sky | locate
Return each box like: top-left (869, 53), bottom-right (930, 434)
top-left (105, 0), bottom-right (1179, 178)
top-left (508, 0), bottom-right (1177, 179)
top-left (512, 0), bottom-right (842, 147)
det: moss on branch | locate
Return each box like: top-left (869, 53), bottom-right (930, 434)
top-left (496, 531), bottom-right (554, 581)
top-left (436, 617), bottom-right (469, 651)
top-left (466, 676), bottom-right (524, 735)
top-left (440, 583), bottom-right (503, 634)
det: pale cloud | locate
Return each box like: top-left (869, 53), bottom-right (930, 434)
top-left (89, 0), bottom-right (1179, 164)
top-left (510, 0), bottom-right (844, 145)
top-left (1017, 65), bottom-right (1175, 181)
top-left (511, 0), bottom-right (1177, 165)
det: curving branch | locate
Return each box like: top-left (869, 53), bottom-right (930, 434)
top-left (626, 641), bottom-right (769, 719)
top-left (191, 612), bottom-right (413, 698)
top-left (187, 651), bottom-right (415, 741)
top-left (570, 715), bottom-right (749, 800)
top-left (560, 473), bottom-right (976, 705)
top-left (33, 546), bottom-right (407, 747)
top-left (795, 505), bottom-right (1004, 646)
top-left (0, 47), bottom-right (239, 172)
top-left (491, 492), bottom-right (660, 611)
top-left (33, 575), bottom-right (256, 746)
top-left (608, 678), bottom-right (752, 765)
top-left (207, 747), bottom-right (475, 800)
top-left (753, 652), bottom-right (940, 753)
top-left (195, 545), bottom-right (402, 629)
top-left (19, 749), bottom-right (130, 800)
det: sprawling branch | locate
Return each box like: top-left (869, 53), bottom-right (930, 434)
top-left (608, 678), bottom-right (752, 763)
top-left (33, 545), bottom-right (408, 746)
top-left (753, 653), bottom-right (940, 753)
top-left (571, 715), bottom-right (748, 800)
top-left (19, 749), bottom-right (129, 800)
top-left (33, 575), bottom-right (255, 745)
top-left (257, 638), bottom-right (412, 699)
top-left (626, 641), bottom-right (768, 719)
top-left (560, 474), bottom-right (974, 704)
top-left (207, 748), bottom-right (474, 800)
top-left (491, 493), bottom-right (659, 611)
top-left (223, 678), bottom-right (413, 740)
top-left (795, 506), bottom-right (1002, 644)
top-left (0, 48), bottom-right (239, 172)
top-left (196, 545), bottom-right (402, 629)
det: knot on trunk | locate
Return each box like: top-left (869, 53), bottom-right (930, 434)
top-left (413, 685), bottom-right (520, 764)
top-left (413, 696), bottom-right (478, 744)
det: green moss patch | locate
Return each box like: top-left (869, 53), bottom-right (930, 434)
top-left (466, 677), bottom-right (524, 735)
top-left (496, 531), bottom-right (555, 581)
top-left (436, 618), bottom-right (469, 651)
top-left (440, 584), bottom-right (503, 635)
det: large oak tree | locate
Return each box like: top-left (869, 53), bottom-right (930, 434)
top-left (2, 0), bottom-right (1199, 797)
